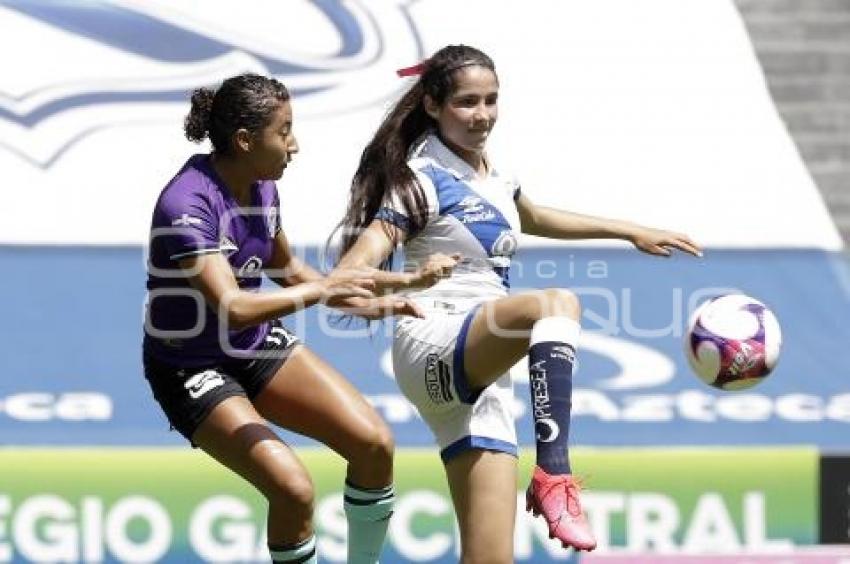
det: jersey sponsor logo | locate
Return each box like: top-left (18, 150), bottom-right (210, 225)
top-left (0, 1), bottom-right (424, 167)
top-left (424, 353), bottom-right (453, 405)
top-left (457, 195), bottom-right (496, 224)
top-left (184, 370), bottom-right (225, 400)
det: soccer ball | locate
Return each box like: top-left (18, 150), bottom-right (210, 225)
top-left (685, 294), bottom-right (782, 390)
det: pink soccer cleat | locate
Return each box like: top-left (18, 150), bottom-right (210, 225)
top-left (526, 465), bottom-right (597, 552)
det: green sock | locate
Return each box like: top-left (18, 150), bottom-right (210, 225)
top-left (344, 480), bottom-right (395, 564)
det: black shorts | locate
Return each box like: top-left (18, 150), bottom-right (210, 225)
top-left (143, 320), bottom-right (300, 443)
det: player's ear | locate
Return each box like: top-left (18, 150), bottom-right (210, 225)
top-left (233, 128), bottom-right (253, 153)
top-left (423, 95), bottom-right (440, 120)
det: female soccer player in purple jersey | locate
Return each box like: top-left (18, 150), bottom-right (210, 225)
top-left (330, 45), bottom-right (703, 562)
top-left (143, 74), bottom-right (426, 564)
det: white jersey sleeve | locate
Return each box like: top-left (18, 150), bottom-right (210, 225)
top-left (373, 167), bottom-right (439, 233)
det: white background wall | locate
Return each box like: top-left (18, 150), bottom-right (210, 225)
top-left (0, 0), bottom-right (842, 249)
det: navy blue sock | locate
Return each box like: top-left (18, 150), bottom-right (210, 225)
top-left (528, 317), bottom-right (581, 475)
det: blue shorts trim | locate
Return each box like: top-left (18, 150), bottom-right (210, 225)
top-left (452, 304), bottom-right (482, 405)
top-left (440, 436), bottom-right (518, 463)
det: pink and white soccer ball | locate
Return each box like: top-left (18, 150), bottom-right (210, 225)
top-left (685, 294), bottom-right (782, 390)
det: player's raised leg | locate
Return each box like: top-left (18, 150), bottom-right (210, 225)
top-left (461, 288), bottom-right (596, 551)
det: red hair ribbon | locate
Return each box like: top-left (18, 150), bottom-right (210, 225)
top-left (396, 60), bottom-right (428, 77)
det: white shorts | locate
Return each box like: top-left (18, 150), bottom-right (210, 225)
top-left (392, 300), bottom-right (517, 462)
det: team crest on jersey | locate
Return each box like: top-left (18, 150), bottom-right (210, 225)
top-left (238, 256), bottom-right (264, 277)
top-left (0, 1), bottom-right (424, 167)
top-left (491, 230), bottom-right (518, 257)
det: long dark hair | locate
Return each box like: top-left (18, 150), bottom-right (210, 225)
top-left (331, 45), bottom-right (496, 269)
top-left (184, 73), bottom-right (290, 155)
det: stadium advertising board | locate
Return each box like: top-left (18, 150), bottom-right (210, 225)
top-left (1, 247), bottom-right (848, 449)
top-left (0, 448), bottom-right (817, 563)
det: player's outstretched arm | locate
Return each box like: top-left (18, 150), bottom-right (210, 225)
top-left (261, 225), bottom-right (428, 320)
top-left (330, 219), bottom-right (461, 320)
top-left (263, 227), bottom-right (413, 319)
top-left (180, 252), bottom-right (374, 329)
top-left (335, 220), bottom-right (460, 292)
top-left (516, 193), bottom-right (702, 257)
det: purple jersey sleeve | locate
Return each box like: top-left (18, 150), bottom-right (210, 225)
top-left (152, 184), bottom-right (220, 261)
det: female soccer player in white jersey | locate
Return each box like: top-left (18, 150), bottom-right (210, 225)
top-left (331, 45), bottom-right (702, 562)
top-left (144, 74), bottom-right (425, 564)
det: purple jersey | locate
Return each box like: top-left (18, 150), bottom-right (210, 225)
top-left (144, 154), bottom-right (281, 365)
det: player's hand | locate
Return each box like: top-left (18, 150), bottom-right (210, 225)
top-left (340, 295), bottom-right (425, 320)
top-left (628, 226), bottom-right (702, 258)
top-left (317, 274), bottom-right (375, 304)
top-left (411, 253), bottom-right (461, 288)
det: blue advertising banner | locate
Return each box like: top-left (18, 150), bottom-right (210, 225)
top-left (1, 246), bottom-right (848, 448)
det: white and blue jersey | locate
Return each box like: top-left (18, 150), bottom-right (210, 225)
top-left (379, 132), bottom-right (523, 462)
top-left (376, 132), bottom-right (522, 304)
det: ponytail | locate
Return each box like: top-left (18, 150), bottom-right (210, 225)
top-left (184, 87), bottom-right (214, 142)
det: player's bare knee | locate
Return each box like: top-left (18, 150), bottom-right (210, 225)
top-left (265, 472), bottom-right (315, 512)
top-left (375, 424), bottom-right (395, 466)
top-left (359, 421), bottom-right (395, 471)
top-left (540, 288), bottom-right (580, 319)
top-left (343, 421), bottom-right (395, 486)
